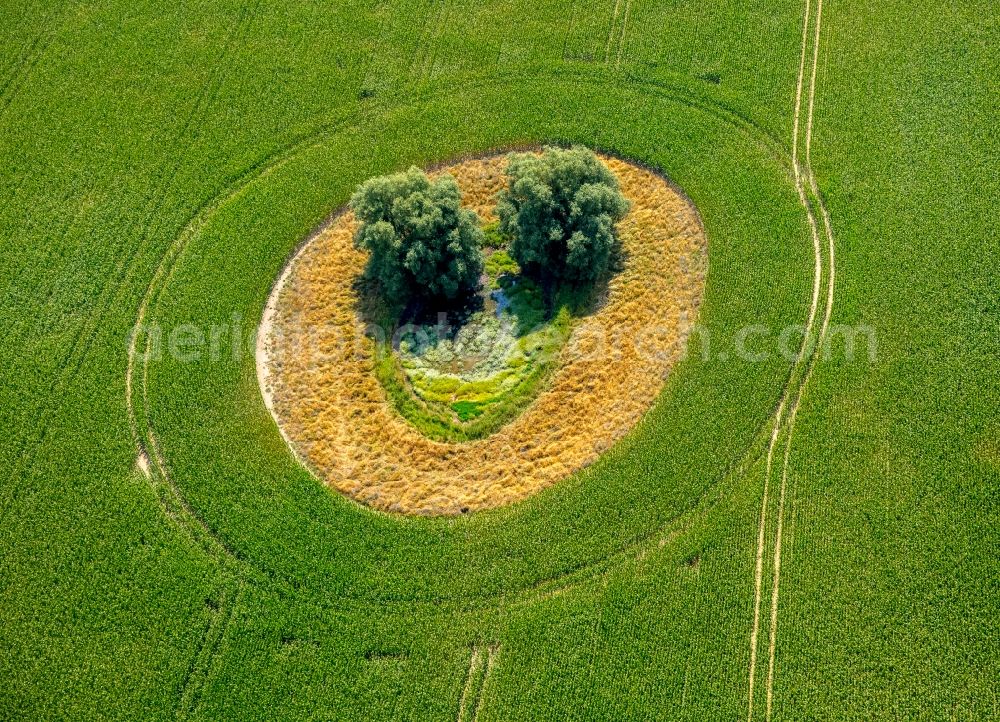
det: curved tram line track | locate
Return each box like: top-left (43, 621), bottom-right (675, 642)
top-left (746, 0), bottom-right (837, 717)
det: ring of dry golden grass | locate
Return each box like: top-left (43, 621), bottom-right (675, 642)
top-left (259, 154), bottom-right (707, 515)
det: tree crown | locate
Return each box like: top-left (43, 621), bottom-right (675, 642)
top-left (496, 146), bottom-right (630, 284)
top-left (350, 167), bottom-right (484, 305)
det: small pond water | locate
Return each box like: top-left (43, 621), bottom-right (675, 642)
top-left (490, 277), bottom-right (515, 318)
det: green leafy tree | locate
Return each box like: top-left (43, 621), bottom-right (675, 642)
top-left (350, 167), bottom-right (484, 304)
top-left (496, 146), bottom-right (630, 285)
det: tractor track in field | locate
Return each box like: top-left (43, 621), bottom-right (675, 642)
top-left (745, 0), bottom-right (822, 713)
top-left (126, 68), bottom-right (822, 621)
top-left (456, 643), bottom-right (499, 722)
top-left (137, 306), bottom-right (247, 721)
top-left (746, 0), bottom-right (836, 717)
top-left (603, 0), bottom-right (625, 64)
top-left (765, 1), bottom-right (837, 716)
top-left (174, 582), bottom-right (242, 720)
top-left (456, 645), bottom-right (483, 722)
top-left (410, 0), bottom-right (450, 86)
top-left (613, 0), bottom-right (633, 68)
top-left (474, 645), bottom-right (499, 722)
top-left (138, 303), bottom-right (247, 720)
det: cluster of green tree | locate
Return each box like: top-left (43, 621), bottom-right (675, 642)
top-left (350, 146), bottom-right (629, 310)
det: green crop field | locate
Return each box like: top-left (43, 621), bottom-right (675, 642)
top-left (1, 0), bottom-right (996, 719)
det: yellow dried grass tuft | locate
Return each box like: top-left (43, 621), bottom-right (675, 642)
top-left (261, 154), bottom-right (707, 515)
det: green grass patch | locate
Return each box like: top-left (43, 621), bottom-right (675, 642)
top-left (375, 269), bottom-right (573, 441)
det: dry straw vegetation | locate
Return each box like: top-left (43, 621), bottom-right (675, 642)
top-left (261, 154), bottom-right (707, 514)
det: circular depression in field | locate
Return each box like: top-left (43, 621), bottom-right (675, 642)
top-left (257, 153), bottom-right (707, 515)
